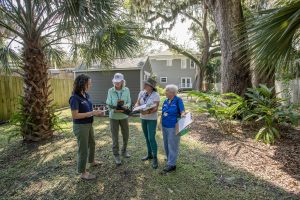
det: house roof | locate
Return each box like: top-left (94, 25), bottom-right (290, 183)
top-left (149, 49), bottom-right (177, 57)
top-left (149, 49), bottom-right (199, 57)
top-left (74, 57), bottom-right (148, 72)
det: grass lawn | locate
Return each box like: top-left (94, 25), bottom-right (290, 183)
top-left (0, 102), bottom-right (299, 200)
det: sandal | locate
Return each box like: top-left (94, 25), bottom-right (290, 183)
top-left (80, 172), bottom-right (96, 180)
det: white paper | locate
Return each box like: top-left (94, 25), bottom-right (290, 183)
top-left (178, 112), bottom-right (193, 132)
top-left (133, 103), bottom-right (156, 112)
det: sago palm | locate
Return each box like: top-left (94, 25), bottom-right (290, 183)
top-left (0, 0), bottom-right (138, 142)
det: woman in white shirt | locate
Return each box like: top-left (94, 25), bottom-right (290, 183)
top-left (135, 78), bottom-right (160, 169)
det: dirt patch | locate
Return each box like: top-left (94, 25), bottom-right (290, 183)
top-left (189, 113), bottom-right (300, 195)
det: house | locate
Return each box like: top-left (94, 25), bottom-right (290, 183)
top-left (74, 57), bottom-right (152, 104)
top-left (49, 68), bottom-right (74, 79)
top-left (149, 50), bottom-right (198, 90)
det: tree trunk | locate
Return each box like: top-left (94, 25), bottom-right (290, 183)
top-left (207, 0), bottom-right (251, 96)
top-left (196, 67), bottom-right (204, 91)
top-left (251, 63), bottom-right (275, 88)
top-left (252, 67), bottom-right (275, 89)
top-left (22, 39), bottom-right (53, 142)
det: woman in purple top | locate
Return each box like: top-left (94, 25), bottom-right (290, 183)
top-left (69, 74), bottom-right (103, 180)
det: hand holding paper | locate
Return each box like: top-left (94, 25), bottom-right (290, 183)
top-left (177, 112), bottom-right (193, 133)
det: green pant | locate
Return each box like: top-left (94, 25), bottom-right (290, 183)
top-left (110, 118), bottom-right (129, 156)
top-left (73, 123), bottom-right (95, 173)
top-left (141, 119), bottom-right (158, 157)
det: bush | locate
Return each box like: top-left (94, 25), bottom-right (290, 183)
top-left (189, 84), bottom-right (299, 144)
top-left (156, 85), bottom-right (165, 96)
top-left (189, 91), bottom-right (249, 133)
top-left (243, 84), bottom-right (298, 144)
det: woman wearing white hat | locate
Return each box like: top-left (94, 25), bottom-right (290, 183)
top-left (106, 73), bottom-right (131, 165)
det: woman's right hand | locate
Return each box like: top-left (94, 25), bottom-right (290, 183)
top-left (90, 110), bottom-right (100, 116)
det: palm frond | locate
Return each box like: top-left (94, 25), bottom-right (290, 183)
top-left (241, 1), bottom-right (300, 77)
top-left (44, 46), bottom-right (66, 68)
top-left (0, 41), bottom-right (22, 73)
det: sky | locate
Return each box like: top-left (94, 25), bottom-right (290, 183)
top-left (145, 17), bottom-right (197, 53)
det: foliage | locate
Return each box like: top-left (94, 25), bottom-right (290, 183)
top-left (0, 0), bottom-right (138, 141)
top-left (189, 91), bottom-right (248, 133)
top-left (156, 85), bottom-right (165, 96)
top-left (244, 85), bottom-right (299, 144)
top-left (8, 97), bottom-right (66, 142)
top-left (189, 84), bottom-right (299, 144)
top-left (205, 57), bottom-right (221, 84)
top-left (240, 0), bottom-right (300, 79)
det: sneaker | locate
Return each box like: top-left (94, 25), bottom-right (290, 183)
top-left (122, 151), bottom-right (131, 158)
top-left (141, 155), bottom-right (153, 161)
top-left (114, 156), bottom-right (122, 165)
top-left (152, 157), bottom-right (158, 169)
top-left (163, 165), bottom-right (176, 173)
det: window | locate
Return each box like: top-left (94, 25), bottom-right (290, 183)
top-left (160, 77), bottom-right (168, 83)
top-left (181, 77), bottom-right (192, 88)
top-left (144, 74), bottom-right (148, 80)
top-left (166, 59), bottom-right (172, 66)
top-left (190, 60), bottom-right (196, 69)
top-left (181, 59), bottom-right (187, 69)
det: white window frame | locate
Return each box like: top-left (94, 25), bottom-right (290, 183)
top-left (166, 59), bottom-right (173, 66)
top-left (181, 77), bottom-right (192, 88)
top-left (181, 59), bottom-right (187, 69)
top-left (160, 77), bottom-right (168, 83)
top-left (190, 60), bottom-right (196, 69)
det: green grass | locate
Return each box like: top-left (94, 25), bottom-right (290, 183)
top-left (0, 108), bottom-right (298, 200)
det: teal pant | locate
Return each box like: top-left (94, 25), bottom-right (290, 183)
top-left (73, 123), bottom-right (95, 173)
top-left (141, 119), bottom-right (158, 157)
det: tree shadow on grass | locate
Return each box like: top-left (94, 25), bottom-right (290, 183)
top-left (0, 117), bottom-right (299, 199)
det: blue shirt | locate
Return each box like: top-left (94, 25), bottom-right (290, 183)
top-left (162, 96), bottom-right (185, 128)
top-left (69, 93), bottom-right (94, 124)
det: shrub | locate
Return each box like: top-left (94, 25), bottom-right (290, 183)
top-left (189, 84), bottom-right (299, 144)
top-left (156, 85), bottom-right (165, 96)
top-left (243, 84), bottom-right (299, 144)
top-left (189, 91), bottom-right (248, 133)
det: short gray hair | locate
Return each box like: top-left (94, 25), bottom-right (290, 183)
top-left (165, 84), bottom-right (178, 94)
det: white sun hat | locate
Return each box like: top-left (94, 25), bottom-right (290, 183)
top-left (112, 73), bottom-right (124, 83)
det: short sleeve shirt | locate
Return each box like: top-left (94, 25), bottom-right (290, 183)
top-left (138, 91), bottom-right (160, 120)
top-left (162, 96), bottom-right (185, 128)
top-left (69, 93), bottom-right (93, 124)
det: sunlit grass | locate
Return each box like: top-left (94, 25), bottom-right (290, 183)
top-left (0, 107), bottom-right (298, 199)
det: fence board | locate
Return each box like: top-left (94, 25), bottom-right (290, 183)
top-left (0, 75), bottom-right (73, 121)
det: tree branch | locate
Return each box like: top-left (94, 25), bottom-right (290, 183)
top-left (180, 12), bottom-right (203, 28)
top-left (140, 34), bottom-right (202, 67)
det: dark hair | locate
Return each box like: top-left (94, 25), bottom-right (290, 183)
top-left (73, 74), bottom-right (91, 95)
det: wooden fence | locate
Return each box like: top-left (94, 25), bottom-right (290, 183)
top-left (0, 75), bottom-right (73, 121)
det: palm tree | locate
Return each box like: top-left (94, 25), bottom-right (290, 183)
top-left (242, 1), bottom-right (300, 86)
top-left (0, 0), bottom-right (138, 142)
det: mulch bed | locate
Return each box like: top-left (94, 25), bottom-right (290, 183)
top-left (188, 113), bottom-right (300, 195)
